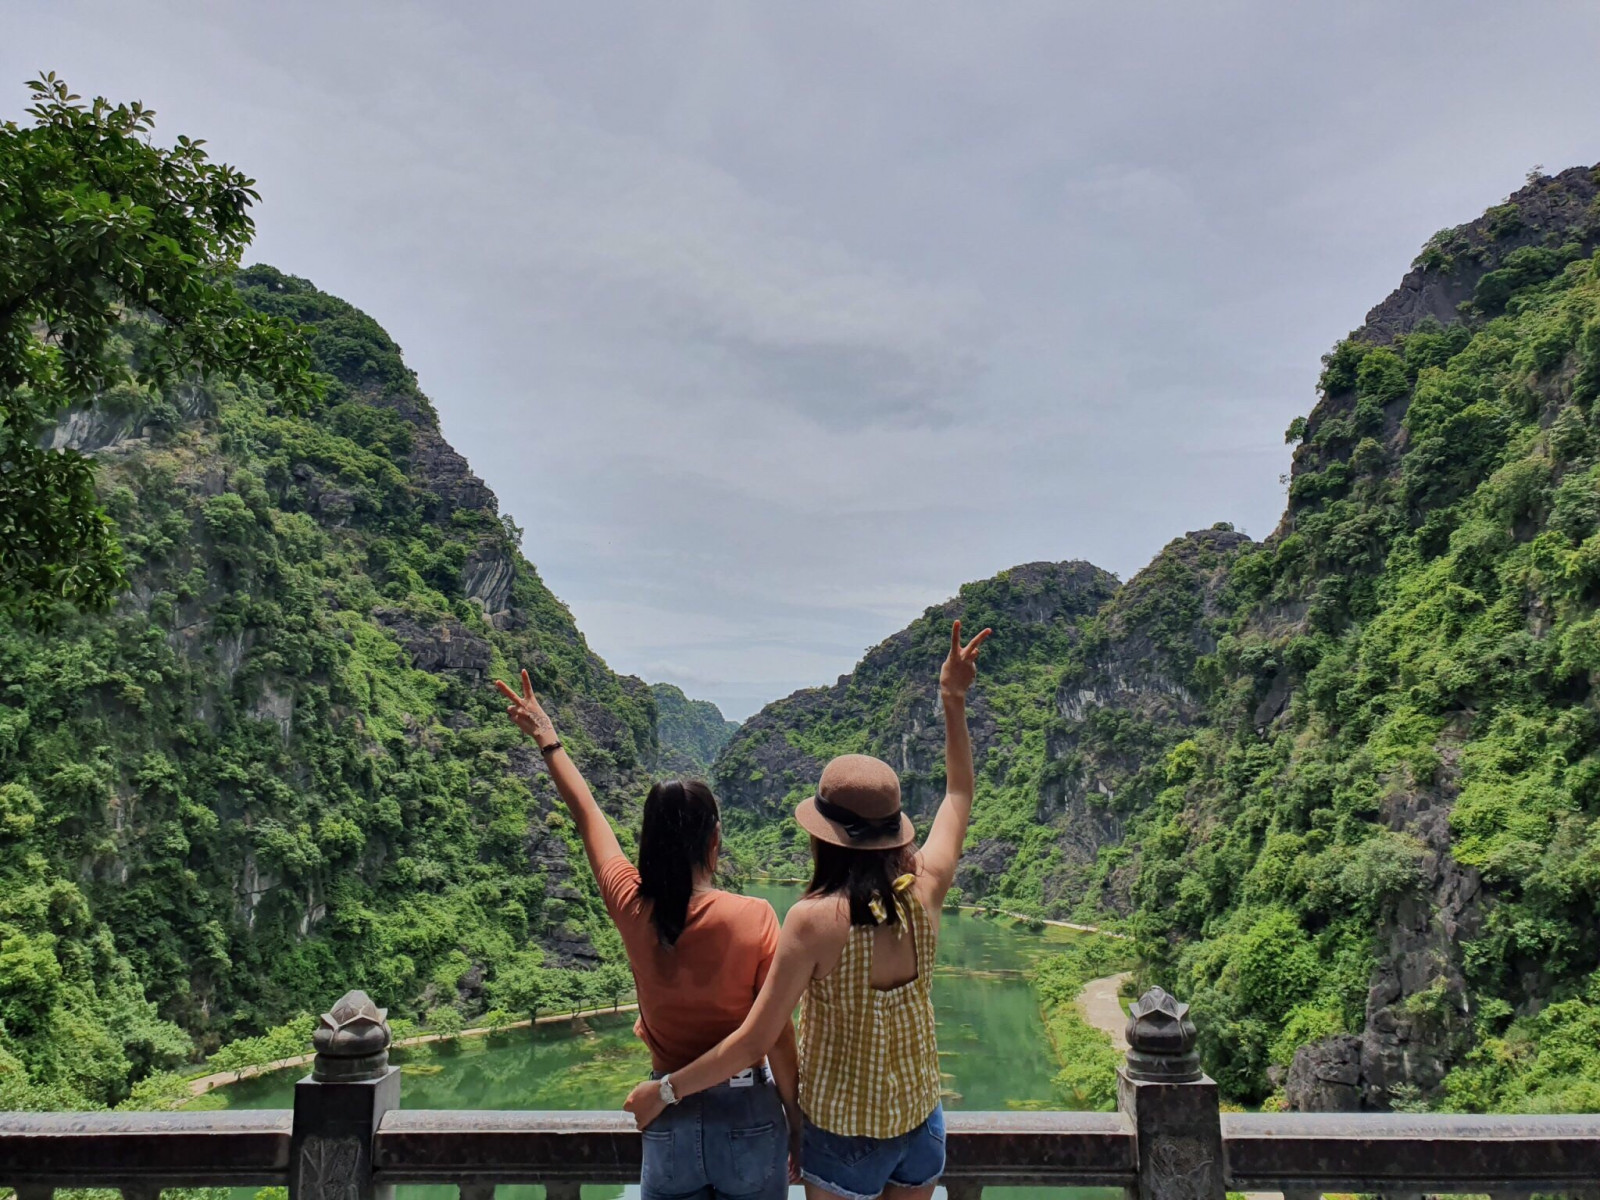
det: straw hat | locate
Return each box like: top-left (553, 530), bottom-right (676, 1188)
top-left (795, 754), bottom-right (915, 850)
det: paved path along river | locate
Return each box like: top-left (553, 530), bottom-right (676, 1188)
top-left (1075, 970), bottom-right (1134, 1048)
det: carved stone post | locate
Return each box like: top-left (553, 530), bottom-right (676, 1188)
top-left (1117, 987), bottom-right (1225, 1200)
top-left (289, 991), bottom-right (401, 1200)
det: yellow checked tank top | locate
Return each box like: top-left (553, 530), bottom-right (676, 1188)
top-left (796, 875), bottom-right (941, 1138)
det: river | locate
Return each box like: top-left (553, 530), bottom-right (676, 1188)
top-left (207, 883), bottom-right (1118, 1200)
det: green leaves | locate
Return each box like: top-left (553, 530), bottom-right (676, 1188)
top-left (1, 74), bottom-right (321, 621)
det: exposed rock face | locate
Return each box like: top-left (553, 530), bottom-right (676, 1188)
top-left (1035, 528), bottom-right (1253, 912)
top-left (463, 545), bottom-right (516, 616)
top-left (49, 387), bottom-right (213, 454)
top-left (954, 837), bottom-right (1016, 898)
top-left (1358, 164), bottom-right (1600, 346)
top-left (373, 608), bottom-right (494, 680)
top-left (1285, 1034), bottom-right (1364, 1111)
top-left (1286, 742), bottom-right (1483, 1112)
top-left (408, 419), bottom-right (497, 517)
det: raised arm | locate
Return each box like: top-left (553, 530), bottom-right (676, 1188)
top-left (918, 620), bottom-right (992, 902)
top-left (623, 909), bottom-right (821, 1129)
top-left (495, 670), bottom-right (623, 877)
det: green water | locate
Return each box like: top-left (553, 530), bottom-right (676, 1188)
top-left (209, 884), bottom-right (1117, 1199)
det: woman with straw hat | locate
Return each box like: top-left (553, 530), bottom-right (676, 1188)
top-left (626, 620), bottom-right (992, 1200)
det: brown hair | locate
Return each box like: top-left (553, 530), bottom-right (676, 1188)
top-left (805, 837), bottom-right (916, 927)
top-left (637, 779), bottom-right (719, 945)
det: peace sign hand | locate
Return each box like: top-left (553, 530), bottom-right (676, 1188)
top-left (494, 669), bottom-right (560, 749)
top-left (939, 619), bottom-right (993, 701)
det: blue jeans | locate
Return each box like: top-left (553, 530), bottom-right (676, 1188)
top-left (641, 1073), bottom-right (789, 1200)
top-left (799, 1103), bottom-right (945, 1200)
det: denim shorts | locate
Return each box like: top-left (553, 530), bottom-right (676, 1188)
top-left (799, 1103), bottom-right (945, 1200)
top-left (641, 1070), bottom-right (789, 1200)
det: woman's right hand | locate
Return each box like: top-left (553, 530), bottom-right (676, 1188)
top-left (787, 1120), bottom-right (803, 1183)
top-left (494, 669), bottom-right (559, 749)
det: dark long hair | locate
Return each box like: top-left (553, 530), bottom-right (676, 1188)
top-left (637, 779), bottom-right (720, 946)
top-left (805, 837), bottom-right (917, 928)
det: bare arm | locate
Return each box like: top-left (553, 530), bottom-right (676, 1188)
top-left (624, 910), bottom-right (821, 1128)
top-left (495, 670), bottom-right (624, 878)
top-left (767, 1015), bottom-right (800, 1128)
top-left (918, 620), bottom-right (992, 903)
top-left (767, 1017), bottom-right (802, 1180)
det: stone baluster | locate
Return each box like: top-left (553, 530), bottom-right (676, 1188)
top-left (944, 1182), bottom-right (984, 1200)
top-left (1117, 987), bottom-right (1225, 1200)
top-left (288, 990), bottom-right (401, 1200)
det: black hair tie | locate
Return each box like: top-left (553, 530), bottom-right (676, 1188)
top-left (814, 796), bottom-right (903, 841)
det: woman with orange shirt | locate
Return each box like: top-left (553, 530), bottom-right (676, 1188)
top-left (496, 671), bottom-right (798, 1200)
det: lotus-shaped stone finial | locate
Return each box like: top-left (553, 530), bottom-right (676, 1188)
top-left (1123, 986), bottom-right (1202, 1083)
top-left (311, 990), bottom-right (391, 1081)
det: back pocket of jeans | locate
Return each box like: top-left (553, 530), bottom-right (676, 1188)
top-left (726, 1121), bottom-right (777, 1191)
top-left (641, 1127), bottom-right (677, 1191)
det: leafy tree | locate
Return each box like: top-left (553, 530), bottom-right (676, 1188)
top-left (424, 1006), bottom-right (464, 1036)
top-left (595, 961), bottom-right (632, 1011)
top-left (0, 73), bottom-right (319, 621)
top-left (489, 952), bottom-right (549, 1021)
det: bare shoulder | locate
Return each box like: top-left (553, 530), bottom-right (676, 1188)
top-left (783, 893), bottom-right (849, 942)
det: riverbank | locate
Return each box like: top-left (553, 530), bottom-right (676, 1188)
top-left (752, 876), bottom-right (1130, 940)
top-left (185, 1002), bottom-right (641, 1096)
top-left (190, 882), bottom-right (1133, 1109)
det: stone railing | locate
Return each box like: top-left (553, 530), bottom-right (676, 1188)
top-left (4, 987), bottom-right (1600, 1199)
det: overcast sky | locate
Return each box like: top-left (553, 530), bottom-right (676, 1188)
top-left (10, 3), bottom-right (1600, 718)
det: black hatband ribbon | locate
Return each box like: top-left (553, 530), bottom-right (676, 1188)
top-left (814, 795), bottom-right (903, 841)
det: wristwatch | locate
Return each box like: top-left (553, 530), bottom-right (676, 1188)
top-left (658, 1074), bottom-right (679, 1106)
top-left (539, 739), bottom-right (562, 757)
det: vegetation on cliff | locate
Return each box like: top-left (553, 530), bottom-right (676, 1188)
top-left (650, 683), bottom-right (738, 775)
top-left (0, 263), bottom-right (658, 1109)
top-left (717, 164), bottom-right (1600, 1111)
top-left (714, 560), bottom-right (1120, 877)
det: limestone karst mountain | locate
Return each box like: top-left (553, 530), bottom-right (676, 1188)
top-left (9, 159), bottom-right (1600, 1116)
top-left (650, 683), bottom-right (739, 775)
top-left (0, 266), bottom-right (661, 1106)
top-left (715, 163), bottom-right (1600, 1112)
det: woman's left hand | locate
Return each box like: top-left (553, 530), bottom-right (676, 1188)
top-left (939, 618), bottom-right (993, 700)
top-left (623, 1079), bottom-right (667, 1130)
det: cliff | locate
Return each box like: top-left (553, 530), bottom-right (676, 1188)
top-left (650, 683), bottom-right (739, 775)
top-left (0, 267), bottom-right (657, 1106)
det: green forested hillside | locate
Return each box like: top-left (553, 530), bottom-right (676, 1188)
top-left (717, 164), bottom-right (1600, 1112)
top-left (1151, 164), bottom-right (1600, 1113)
top-left (650, 683), bottom-right (738, 774)
top-left (0, 267), bottom-right (654, 1108)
